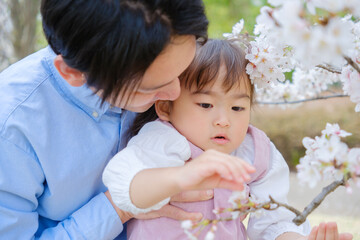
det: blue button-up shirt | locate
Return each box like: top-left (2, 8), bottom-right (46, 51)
top-left (0, 47), bottom-right (136, 239)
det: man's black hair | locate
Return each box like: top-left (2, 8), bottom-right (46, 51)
top-left (41, 0), bottom-right (208, 103)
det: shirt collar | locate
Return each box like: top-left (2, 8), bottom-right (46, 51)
top-left (44, 46), bottom-right (122, 120)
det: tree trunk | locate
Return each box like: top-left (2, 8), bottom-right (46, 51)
top-left (0, 0), bottom-right (13, 69)
top-left (9, 0), bottom-right (40, 60)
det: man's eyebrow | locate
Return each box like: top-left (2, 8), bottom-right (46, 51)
top-left (139, 80), bottom-right (174, 92)
top-left (192, 90), bottom-right (250, 99)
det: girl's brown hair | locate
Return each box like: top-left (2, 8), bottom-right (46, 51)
top-left (182, 38), bottom-right (254, 101)
top-left (127, 38), bottom-right (253, 140)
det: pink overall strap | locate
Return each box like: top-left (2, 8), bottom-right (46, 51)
top-left (247, 125), bottom-right (271, 183)
top-left (158, 119), bottom-right (271, 182)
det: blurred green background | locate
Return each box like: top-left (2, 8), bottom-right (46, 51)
top-left (203, 0), bottom-right (263, 37)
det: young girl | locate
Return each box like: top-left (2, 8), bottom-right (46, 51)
top-left (103, 39), bottom-right (351, 240)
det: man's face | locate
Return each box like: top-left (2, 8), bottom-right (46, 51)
top-left (110, 35), bottom-right (197, 112)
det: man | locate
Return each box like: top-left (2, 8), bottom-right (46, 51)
top-left (0, 1), bottom-right (209, 238)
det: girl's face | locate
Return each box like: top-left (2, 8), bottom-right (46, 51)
top-left (163, 66), bottom-right (251, 154)
top-left (110, 35), bottom-right (196, 112)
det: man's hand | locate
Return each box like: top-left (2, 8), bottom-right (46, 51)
top-left (135, 189), bottom-right (214, 221)
top-left (105, 190), bottom-right (134, 223)
top-left (106, 189), bottom-right (214, 222)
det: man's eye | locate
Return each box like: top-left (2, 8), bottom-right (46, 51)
top-left (232, 106), bottom-right (245, 112)
top-left (198, 103), bottom-right (213, 109)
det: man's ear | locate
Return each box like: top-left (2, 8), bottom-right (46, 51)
top-left (54, 55), bottom-right (86, 87)
top-left (155, 100), bottom-right (171, 121)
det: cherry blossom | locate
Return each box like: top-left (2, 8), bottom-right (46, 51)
top-left (341, 65), bottom-right (360, 112)
top-left (321, 123), bottom-right (352, 138)
top-left (224, 0), bottom-right (360, 109)
top-left (297, 124), bottom-right (359, 188)
top-left (181, 220), bottom-right (194, 230)
top-left (223, 19), bottom-right (244, 39)
top-left (183, 0), bottom-right (360, 238)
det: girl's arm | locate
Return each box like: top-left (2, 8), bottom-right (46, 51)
top-left (103, 121), bottom-right (254, 214)
top-left (130, 149), bottom-right (255, 209)
top-left (103, 121), bottom-right (192, 215)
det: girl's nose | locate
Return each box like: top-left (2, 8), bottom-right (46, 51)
top-left (214, 114), bottom-right (230, 128)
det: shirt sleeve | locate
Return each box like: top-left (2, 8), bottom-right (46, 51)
top-left (102, 121), bottom-right (191, 215)
top-left (246, 142), bottom-right (311, 240)
top-left (0, 136), bottom-right (123, 240)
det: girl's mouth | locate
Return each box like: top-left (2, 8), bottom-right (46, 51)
top-left (211, 135), bottom-right (229, 145)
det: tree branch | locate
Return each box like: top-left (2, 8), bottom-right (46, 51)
top-left (187, 174), bottom-right (360, 238)
top-left (344, 56), bottom-right (360, 74)
top-left (234, 175), bottom-right (355, 226)
top-left (290, 178), bottom-right (346, 225)
top-left (316, 64), bottom-right (342, 74)
top-left (256, 94), bottom-right (348, 105)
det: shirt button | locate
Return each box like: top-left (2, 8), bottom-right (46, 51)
top-left (92, 111), bottom-right (99, 118)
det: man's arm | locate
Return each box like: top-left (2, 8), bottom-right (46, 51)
top-left (0, 136), bottom-right (123, 239)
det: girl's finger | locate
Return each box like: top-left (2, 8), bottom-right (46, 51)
top-left (239, 159), bottom-right (256, 173)
top-left (317, 223), bottom-right (326, 240)
top-left (212, 162), bottom-right (235, 181)
top-left (237, 160), bottom-right (255, 180)
top-left (235, 162), bottom-right (251, 182)
top-left (199, 160), bottom-right (234, 182)
top-left (200, 151), bottom-right (252, 183)
top-left (325, 222), bottom-right (338, 240)
top-left (222, 157), bottom-right (247, 183)
top-left (308, 226), bottom-right (319, 240)
top-left (339, 233), bottom-right (353, 240)
top-left (222, 156), bottom-right (252, 183)
top-left (209, 155), bottom-right (244, 182)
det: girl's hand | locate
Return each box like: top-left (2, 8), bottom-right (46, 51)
top-left (277, 222), bottom-right (353, 240)
top-left (307, 222), bottom-right (353, 240)
top-left (176, 149), bottom-right (255, 192)
top-left (128, 149), bottom-right (253, 210)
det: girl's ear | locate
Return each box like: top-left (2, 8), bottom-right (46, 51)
top-left (155, 100), bottom-right (171, 121)
top-left (54, 55), bottom-right (86, 87)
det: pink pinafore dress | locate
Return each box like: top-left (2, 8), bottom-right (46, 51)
top-left (127, 125), bottom-right (271, 240)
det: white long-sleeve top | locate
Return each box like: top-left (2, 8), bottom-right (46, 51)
top-left (103, 121), bottom-right (310, 239)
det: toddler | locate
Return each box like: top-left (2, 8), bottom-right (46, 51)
top-left (103, 39), bottom-right (340, 239)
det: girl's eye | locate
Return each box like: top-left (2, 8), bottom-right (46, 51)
top-left (198, 103), bottom-right (213, 109)
top-left (232, 106), bottom-right (245, 112)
